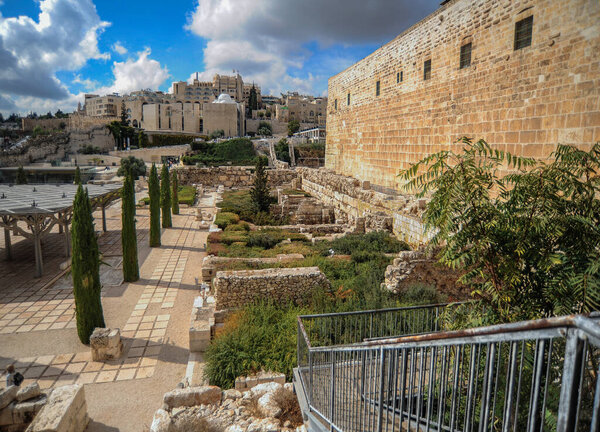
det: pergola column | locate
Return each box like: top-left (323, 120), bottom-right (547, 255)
top-left (63, 222), bottom-right (71, 257)
top-left (4, 228), bottom-right (11, 261)
top-left (33, 230), bottom-right (43, 278)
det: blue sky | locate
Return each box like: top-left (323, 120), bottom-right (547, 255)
top-left (0, 0), bottom-right (439, 115)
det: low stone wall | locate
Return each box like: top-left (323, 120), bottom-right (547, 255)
top-left (296, 167), bottom-right (431, 245)
top-left (177, 166), bottom-right (298, 188)
top-left (213, 267), bottom-right (331, 310)
top-left (201, 254), bottom-right (304, 282)
top-left (383, 251), bottom-right (467, 301)
top-left (110, 144), bottom-right (191, 164)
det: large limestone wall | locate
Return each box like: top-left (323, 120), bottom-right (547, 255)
top-left (213, 267), bottom-right (331, 310)
top-left (326, 0), bottom-right (600, 189)
top-left (69, 125), bottom-right (114, 153)
top-left (177, 166), bottom-right (297, 188)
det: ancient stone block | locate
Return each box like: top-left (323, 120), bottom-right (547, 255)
top-left (163, 386), bottom-right (222, 409)
top-left (0, 386), bottom-right (18, 410)
top-left (16, 383), bottom-right (41, 402)
top-left (26, 384), bottom-right (88, 432)
top-left (90, 328), bottom-right (123, 361)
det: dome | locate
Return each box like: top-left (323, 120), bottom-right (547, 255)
top-left (213, 93), bottom-right (236, 104)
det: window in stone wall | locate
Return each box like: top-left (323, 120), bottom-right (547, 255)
top-left (347, 93), bottom-right (350, 106)
top-left (424, 59), bottom-right (431, 80)
top-left (514, 15), bottom-right (533, 50)
top-left (460, 42), bottom-right (472, 69)
top-left (376, 80), bottom-right (380, 96)
top-left (397, 71), bottom-right (403, 83)
top-left (334, 99), bottom-right (338, 110)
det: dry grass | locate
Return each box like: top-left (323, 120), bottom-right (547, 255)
top-left (272, 388), bottom-right (303, 427)
top-left (247, 395), bottom-right (264, 419)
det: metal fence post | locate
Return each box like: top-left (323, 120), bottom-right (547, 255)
top-left (330, 350), bottom-right (336, 431)
top-left (377, 347), bottom-right (386, 432)
top-left (557, 329), bottom-right (585, 432)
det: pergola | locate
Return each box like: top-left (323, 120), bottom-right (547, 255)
top-left (0, 183), bottom-right (122, 277)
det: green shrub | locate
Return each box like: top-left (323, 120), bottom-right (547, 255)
top-left (204, 302), bottom-right (309, 388)
top-left (225, 222), bottom-right (250, 232)
top-left (220, 232), bottom-right (249, 245)
top-left (177, 185), bottom-right (196, 206)
top-left (150, 134), bottom-right (194, 147)
top-left (319, 231), bottom-right (410, 256)
top-left (214, 212), bottom-right (240, 230)
top-left (400, 283), bottom-right (447, 306)
top-left (183, 138), bottom-right (257, 166)
top-left (246, 232), bottom-right (280, 249)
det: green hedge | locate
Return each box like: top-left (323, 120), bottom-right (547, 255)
top-left (141, 185), bottom-right (196, 206)
top-left (182, 138), bottom-right (257, 166)
top-left (214, 212), bottom-right (240, 229)
top-left (146, 134), bottom-right (195, 148)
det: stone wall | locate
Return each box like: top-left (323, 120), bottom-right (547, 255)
top-left (383, 251), bottom-right (468, 301)
top-left (213, 267), bottom-right (331, 310)
top-left (0, 133), bottom-right (70, 167)
top-left (326, 0), bottom-right (600, 189)
top-left (177, 166), bottom-right (297, 188)
top-left (69, 125), bottom-right (114, 153)
top-left (21, 118), bottom-right (67, 132)
top-left (296, 167), bottom-right (431, 244)
top-left (110, 144), bottom-right (191, 164)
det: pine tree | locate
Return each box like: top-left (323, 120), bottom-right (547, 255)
top-left (250, 157), bottom-right (271, 212)
top-left (16, 166), bottom-right (27, 184)
top-left (71, 185), bottom-right (105, 344)
top-left (160, 164), bottom-right (172, 228)
top-left (74, 166), bottom-right (81, 185)
top-left (249, 85), bottom-right (258, 111)
top-left (121, 171), bottom-right (139, 282)
top-left (149, 163), bottom-right (161, 247)
top-left (171, 171), bottom-right (179, 215)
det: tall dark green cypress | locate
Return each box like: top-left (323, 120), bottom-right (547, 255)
top-left (171, 171), bottom-right (179, 215)
top-left (160, 164), bottom-right (172, 228)
top-left (71, 185), bottom-right (105, 344)
top-left (250, 157), bottom-right (271, 212)
top-left (149, 163), bottom-right (161, 247)
top-left (121, 172), bottom-right (139, 282)
top-left (74, 166), bottom-right (81, 185)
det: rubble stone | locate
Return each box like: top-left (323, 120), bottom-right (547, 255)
top-left (17, 384), bottom-right (41, 403)
top-left (163, 386), bottom-right (222, 409)
top-left (90, 328), bottom-right (123, 361)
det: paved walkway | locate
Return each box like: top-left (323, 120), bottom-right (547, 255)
top-left (0, 188), bottom-right (211, 431)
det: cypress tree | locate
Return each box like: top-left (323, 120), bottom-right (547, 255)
top-left (16, 166), bottom-right (27, 184)
top-left (74, 166), bottom-right (81, 185)
top-left (160, 164), bottom-right (172, 228)
top-left (250, 157), bottom-right (271, 212)
top-left (121, 171), bottom-right (139, 282)
top-left (171, 171), bottom-right (179, 215)
top-left (71, 185), bottom-right (105, 344)
top-left (149, 163), bottom-right (161, 247)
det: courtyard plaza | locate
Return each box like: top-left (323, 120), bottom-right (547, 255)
top-left (0, 186), bottom-right (213, 431)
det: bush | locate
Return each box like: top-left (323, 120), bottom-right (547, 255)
top-left (149, 134), bottom-right (194, 148)
top-left (204, 303), bottom-right (308, 388)
top-left (319, 231), bottom-right (410, 256)
top-left (400, 283), bottom-right (447, 306)
top-left (246, 232), bottom-right (280, 249)
top-left (214, 212), bottom-right (240, 230)
top-left (183, 138), bottom-right (257, 166)
top-left (224, 222), bottom-right (250, 232)
top-left (117, 156), bottom-right (146, 179)
top-left (177, 185), bottom-right (196, 206)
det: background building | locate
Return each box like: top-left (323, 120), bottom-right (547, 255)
top-left (326, 0), bottom-right (600, 190)
top-left (275, 92), bottom-right (326, 125)
top-left (84, 94), bottom-right (122, 117)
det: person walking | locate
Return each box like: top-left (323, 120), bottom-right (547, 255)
top-left (5, 365), bottom-right (23, 387)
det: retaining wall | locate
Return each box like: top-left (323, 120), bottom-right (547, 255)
top-left (213, 267), bottom-right (331, 310)
top-left (177, 166), bottom-right (297, 188)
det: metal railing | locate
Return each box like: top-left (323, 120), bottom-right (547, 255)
top-left (297, 304), bottom-right (600, 432)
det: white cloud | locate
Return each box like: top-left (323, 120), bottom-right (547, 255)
top-left (185, 0), bottom-right (439, 95)
top-left (112, 41), bottom-right (127, 55)
top-left (0, 0), bottom-right (110, 113)
top-left (94, 48), bottom-right (170, 96)
top-left (72, 74), bottom-right (97, 90)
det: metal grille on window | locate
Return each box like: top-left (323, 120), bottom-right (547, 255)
top-left (424, 59), bottom-right (431, 80)
top-left (514, 15), bottom-right (533, 50)
top-left (460, 42), bottom-right (472, 69)
top-left (376, 81), bottom-right (380, 96)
